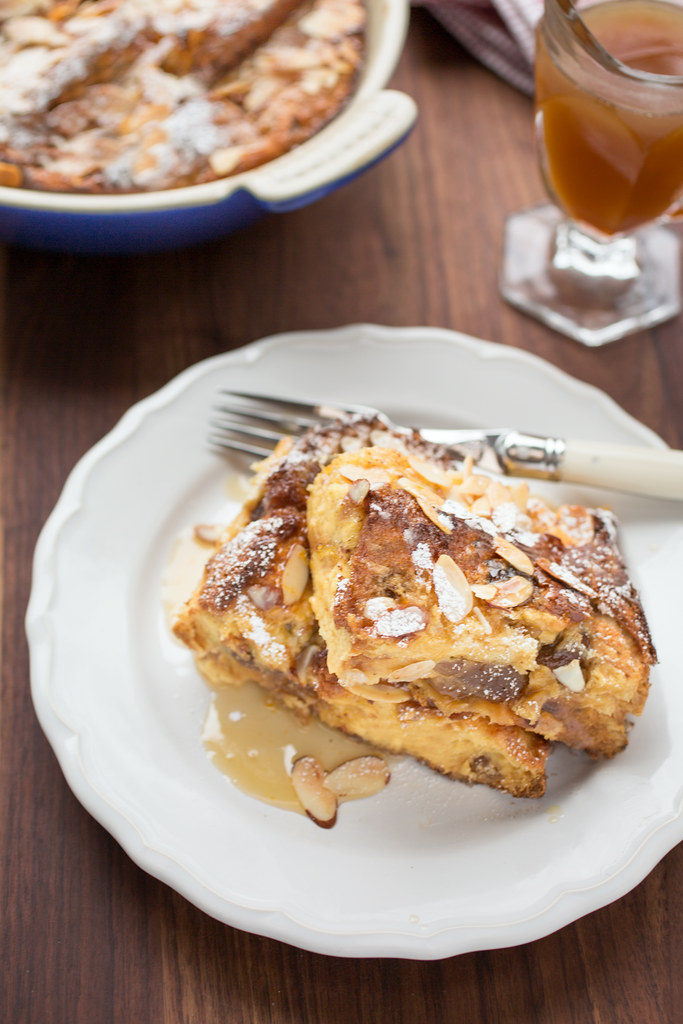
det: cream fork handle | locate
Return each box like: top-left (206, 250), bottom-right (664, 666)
top-left (558, 440), bottom-right (683, 500)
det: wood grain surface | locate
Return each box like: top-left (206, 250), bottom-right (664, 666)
top-left (1, 11), bottom-right (681, 1023)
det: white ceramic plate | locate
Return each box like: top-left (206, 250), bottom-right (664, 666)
top-left (27, 324), bottom-right (683, 959)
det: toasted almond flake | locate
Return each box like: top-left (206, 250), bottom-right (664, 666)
top-left (347, 478), bottom-right (370, 503)
top-left (291, 756), bottom-right (337, 827)
top-left (386, 659), bottom-right (436, 683)
top-left (324, 756), bottom-right (390, 801)
top-left (553, 659), bottom-right (586, 693)
top-left (470, 495), bottom-right (492, 517)
top-left (399, 477), bottom-right (452, 533)
top-left (299, 4), bottom-right (364, 39)
top-left (472, 605), bottom-right (493, 634)
top-left (301, 67), bottom-right (339, 94)
top-left (244, 75), bottom-right (281, 113)
top-left (209, 145), bottom-right (245, 177)
top-left (397, 476), bottom-right (440, 505)
top-left (462, 454), bottom-right (474, 478)
top-left (471, 583), bottom-right (498, 600)
top-left (265, 44), bottom-right (323, 70)
top-left (5, 15), bottom-right (68, 46)
top-left (537, 558), bottom-right (596, 597)
top-left (407, 454), bottom-right (454, 489)
top-left (418, 494), bottom-right (452, 533)
top-left (247, 584), bottom-right (281, 610)
top-left (339, 668), bottom-right (372, 688)
top-left (494, 537), bottom-right (534, 575)
top-left (459, 474), bottom-right (490, 498)
top-left (512, 481), bottom-right (530, 512)
top-left (555, 506), bottom-right (596, 546)
top-left (281, 543), bottom-right (309, 605)
top-left (433, 553), bottom-right (473, 623)
top-left (337, 464), bottom-right (391, 485)
top-left (193, 523), bottom-right (223, 546)
top-left (340, 435), bottom-right (363, 453)
top-left (344, 682), bottom-right (411, 703)
top-left (487, 576), bottom-right (534, 608)
top-left (487, 480), bottom-right (513, 508)
top-left (295, 643), bottom-right (321, 680)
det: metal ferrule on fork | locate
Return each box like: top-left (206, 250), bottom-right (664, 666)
top-left (493, 431), bottom-right (567, 479)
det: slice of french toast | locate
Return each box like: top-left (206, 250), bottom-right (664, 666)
top-left (173, 413), bottom-right (656, 799)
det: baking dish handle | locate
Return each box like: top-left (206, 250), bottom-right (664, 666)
top-left (247, 89), bottom-right (417, 211)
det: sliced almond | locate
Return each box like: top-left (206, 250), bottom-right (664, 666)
top-left (553, 659), bottom-right (586, 693)
top-left (295, 643), bottom-right (322, 681)
top-left (486, 480), bottom-right (513, 509)
top-left (555, 506), bottom-right (596, 547)
top-left (494, 537), bottom-right (534, 575)
top-left (193, 522), bottom-right (223, 546)
top-left (337, 464), bottom-right (391, 485)
top-left (406, 454), bottom-right (454, 490)
top-left (459, 474), bottom-right (490, 498)
top-left (386, 659), bottom-right (436, 683)
top-left (486, 576), bottom-right (534, 608)
top-left (433, 553), bottom-right (473, 623)
top-left (418, 494), bottom-right (452, 533)
top-left (324, 756), bottom-right (390, 802)
top-left (347, 478), bottom-right (370, 503)
top-left (344, 682), bottom-right (411, 703)
top-left (291, 756), bottom-right (337, 828)
top-left (537, 558), bottom-right (596, 597)
top-left (470, 495), bottom-right (492, 517)
top-left (244, 75), bottom-right (281, 113)
top-left (209, 145), bottom-right (246, 177)
top-left (247, 584), bottom-right (281, 610)
top-left (281, 543), bottom-right (309, 605)
top-left (339, 668), bottom-right (372, 688)
top-left (369, 428), bottom-right (404, 449)
top-left (472, 606), bottom-right (493, 635)
top-left (398, 478), bottom-right (452, 533)
top-left (397, 476), bottom-right (441, 506)
top-left (512, 481), bottom-right (530, 513)
top-left (471, 582), bottom-right (498, 601)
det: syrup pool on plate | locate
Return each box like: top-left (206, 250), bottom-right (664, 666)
top-left (203, 682), bottom-right (381, 814)
top-left (164, 521), bottom-right (382, 816)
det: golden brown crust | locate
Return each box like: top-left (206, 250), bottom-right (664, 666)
top-left (172, 414), bottom-right (656, 799)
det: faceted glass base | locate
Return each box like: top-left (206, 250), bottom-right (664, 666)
top-left (500, 204), bottom-right (682, 347)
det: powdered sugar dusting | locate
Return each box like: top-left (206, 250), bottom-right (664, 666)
top-left (374, 606), bottom-right (428, 638)
top-left (236, 594), bottom-right (287, 662)
top-left (432, 561), bottom-right (470, 623)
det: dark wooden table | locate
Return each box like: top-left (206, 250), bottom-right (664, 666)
top-left (2, 11), bottom-right (681, 1023)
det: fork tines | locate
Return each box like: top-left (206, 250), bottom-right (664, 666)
top-left (210, 390), bottom-right (321, 458)
top-left (210, 390), bottom-right (378, 459)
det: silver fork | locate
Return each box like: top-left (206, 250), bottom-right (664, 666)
top-left (210, 390), bottom-right (683, 501)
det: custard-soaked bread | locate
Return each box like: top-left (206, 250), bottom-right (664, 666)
top-left (173, 414), bottom-right (656, 799)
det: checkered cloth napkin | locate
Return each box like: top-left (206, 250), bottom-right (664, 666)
top-left (414, 0), bottom-right (544, 94)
